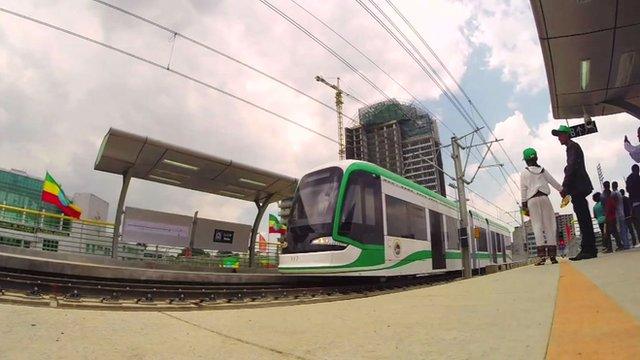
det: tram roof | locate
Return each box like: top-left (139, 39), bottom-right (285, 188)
top-left (94, 128), bottom-right (297, 204)
top-left (530, 0), bottom-right (640, 119)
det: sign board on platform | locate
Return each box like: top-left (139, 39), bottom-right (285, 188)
top-left (122, 207), bottom-right (191, 247)
top-left (213, 229), bottom-right (234, 244)
top-left (122, 207), bottom-right (251, 252)
top-left (569, 121), bottom-right (598, 138)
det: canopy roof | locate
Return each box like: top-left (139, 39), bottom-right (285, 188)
top-left (94, 128), bottom-right (297, 203)
top-left (531, 0), bottom-right (640, 119)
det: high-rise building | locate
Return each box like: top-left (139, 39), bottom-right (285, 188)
top-left (345, 99), bottom-right (446, 195)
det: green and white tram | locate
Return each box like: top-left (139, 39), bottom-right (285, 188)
top-left (279, 160), bottom-right (512, 275)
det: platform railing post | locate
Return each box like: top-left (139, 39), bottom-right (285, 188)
top-left (111, 170), bottom-right (132, 259)
top-left (249, 194), bottom-right (274, 268)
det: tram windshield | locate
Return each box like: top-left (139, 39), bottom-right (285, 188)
top-left (284, 167), bottom-right (343, 253)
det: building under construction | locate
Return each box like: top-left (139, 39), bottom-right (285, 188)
top-left (345, 99), bottom-right (446, 195)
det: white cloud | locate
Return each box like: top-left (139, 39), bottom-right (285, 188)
top-left (0, 0), bottom-right (476, 233)
top-left (467, 0), bottom-right (546, 92)
top-left (488, 109), bottom-right (640, 224)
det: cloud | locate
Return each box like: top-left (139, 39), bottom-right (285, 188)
top-left (0, 0), bottom-right (476, 233)
top-left (467, 0), bottom-right (546, 93)
top-left (486, 109), bottom-right (640, 224)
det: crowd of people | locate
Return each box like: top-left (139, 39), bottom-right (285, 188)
top-left (591, 167), bottom-right (640, 253)
top-left (519, 125), bottom-right (640, 266)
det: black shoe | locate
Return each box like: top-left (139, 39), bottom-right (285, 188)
top-left (602, 249), bottom-right (613, 254)
top-left (570, 252), bottom-right (597, 261)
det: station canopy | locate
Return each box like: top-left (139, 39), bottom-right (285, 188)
top-left (94, 128), bottom-right (297, 204)
top-left (531, 0), bottom-right (640, 119)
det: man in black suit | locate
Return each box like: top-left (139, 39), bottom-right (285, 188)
top-left (552, 125), bottom-right (596, 260)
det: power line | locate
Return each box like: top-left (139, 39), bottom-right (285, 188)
top-left (90, 0), bottom-right (362, 127)
top-left (289, 0), bottom-right (457, 137)
top-left (0, 6), bottom-right (338, 144)
top-left (381, 0), bottom-right (522, 200)
top-left (356, 0), bottom-right (521, 206)
top-left (359, 0), bottom-right (522, 206)
top-left (286, 0), bottom-right (520, 214)
top-left (385, 0), bottom-right (521, 176)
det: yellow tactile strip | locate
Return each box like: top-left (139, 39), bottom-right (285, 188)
top-left (547, 262), bottom-right (640, 359)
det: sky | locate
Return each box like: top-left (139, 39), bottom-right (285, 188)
top-left (1, 0), bottom-right (638, 233)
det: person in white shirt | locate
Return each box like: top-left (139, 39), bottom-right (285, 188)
top-left (624, 127), bottom-right (640, 163)
top-left (520, 148), bottom-right (563, 265)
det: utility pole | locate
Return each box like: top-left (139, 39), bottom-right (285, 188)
top-left (315, 75), bottom-right (362, 160)
top-left (451, 137), bottom-right (472, 278)
top-left (450, 128), bottom-right (504, 278)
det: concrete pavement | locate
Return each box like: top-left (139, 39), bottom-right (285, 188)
top-left (1, 250), bottom-right (638, 359)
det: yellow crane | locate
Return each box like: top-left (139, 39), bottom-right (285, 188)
top-left (315, 75), bottom-right (361, 160)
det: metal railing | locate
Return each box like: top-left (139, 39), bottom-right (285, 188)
top-left (0, 204), bottom-right (279, 270)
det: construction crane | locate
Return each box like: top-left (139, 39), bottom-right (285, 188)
top-left (315, 75), bottom-right (362, 160)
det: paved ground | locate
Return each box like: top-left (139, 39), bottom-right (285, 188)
top-left (1, 250), bottom-right (638, 360)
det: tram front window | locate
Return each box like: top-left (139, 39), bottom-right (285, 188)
top-left (284, 167), bottom-right (345, 253)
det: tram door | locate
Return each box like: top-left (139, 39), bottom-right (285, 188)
top-left (429, 210), bottom-right (446, 270)
top-left (490, 231), bottom-right (498, 264)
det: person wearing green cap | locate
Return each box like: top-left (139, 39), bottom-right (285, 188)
top-left (552, 125), bottom-right (596, 260)
top-left (520, 147), bottom-right (562, 265)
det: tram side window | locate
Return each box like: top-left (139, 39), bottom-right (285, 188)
top-left (385, 195), bottom-right (427, 240)
top-left (496, 234), bottom-right (503, 253)
top-left (339, 171), bottom-right (383, 245)
top-left (445, 216), bottom-right (459, 250)
top-left (477, 228), bottom-right (488, 252)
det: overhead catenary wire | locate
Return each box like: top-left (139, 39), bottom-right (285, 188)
top-left (265, 0), bottom-right (521, 214)
top-left (0, 6), bottom-right (338, 144)
top-left (259, 0), bottom-right (434, 137)
top-left (356, 0), bottom-right (521, 206)
top-left (288, 0), bottom-right (457, 137)
top-left (382, 0), bottom-right (522, 193)
top-left (385, 0), bottom-right (521, 176)
top-left (91, 0), bottom-right (362, 127)
top-left (286, 1), bottom-right (521, 218)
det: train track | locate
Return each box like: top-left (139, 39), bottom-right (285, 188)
top-left (0, 267), bottom-right (464, 311)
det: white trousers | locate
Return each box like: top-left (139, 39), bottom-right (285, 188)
top-left (528, 195), bottom-right (557, 246)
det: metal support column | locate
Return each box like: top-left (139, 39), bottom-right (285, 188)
top-left (111, 170), bottom-right (132, 259)
top-left (249, 194), bottom-right (274, 268)
top-left (451, 137), bottom-right (472, 278)
top-left (188, 211), bottom-right (199, 250)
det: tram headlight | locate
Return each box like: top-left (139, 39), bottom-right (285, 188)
top-left (310, 237), bottom-right (343, 246)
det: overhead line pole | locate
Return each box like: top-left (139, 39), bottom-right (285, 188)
top-left (451, 129), bottom-right (504, 279)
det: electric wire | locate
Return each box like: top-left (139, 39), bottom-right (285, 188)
top-left (288, 0), bottom-right (457, 137)
top-left (356, 0), bottom-right (521, 206)
top-left (91, 0), bottom-right (362, 127)
top-left (385, 0), bottom-right (521, 176)
top-left (0, 6), bottom-right (338, 144)
top-left (383, 0), bottom-right (521, 174)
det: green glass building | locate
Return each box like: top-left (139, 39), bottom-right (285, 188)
top-left (0, 168), bottom-right (60, 212)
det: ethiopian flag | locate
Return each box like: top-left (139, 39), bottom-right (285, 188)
top-left (41, 172), bottom-right (82, 219)
top-left (268, 214), bottom-right (287, 235)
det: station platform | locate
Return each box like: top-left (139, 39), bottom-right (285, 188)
top-left (1, 250), bottom-right (639, 359)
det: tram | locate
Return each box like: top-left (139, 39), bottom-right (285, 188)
top-left (279, 160), bottom-right (512, 275)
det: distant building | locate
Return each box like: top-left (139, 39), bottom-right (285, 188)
top-left (72, 193), bottom-right (109, 222)
top-left (512, 213), bottom-right (578, 260)
top-left (0, 168), bottom-right (61, 212)
top-left (345, 99), bottom-right (446, 195)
